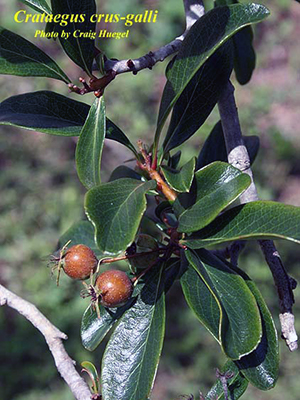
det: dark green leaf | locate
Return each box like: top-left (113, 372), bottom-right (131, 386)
top-left (50, 0), bottom-right (96, 74)
top-left (164, 259), bottom-right (181, 293)
top-left (182, 201), bottom-right (300, 248)
top-left (0, 91), bottom-right (89, 136)
top-left (106, 123), bottom-right (138, 157)
top-left (156, 3), bottom-right (269, 138)
top-left (81, 300), bottom-right (136, 351)
top-left (233, 25), bottom-right (256, 85)
top-left (19, 0), bottom-right (51, 14)
top-left (0, 91), bottom-right (136, 152)
top-left (161, 157), bottom-right (196, 193)
top-left (85, 178), bottom-right (156, 255)
top-left (229, 264), bottom-right (279, 390)
top-left (58, 220), bottom-right (102, 257)
top-left (181, 263), bottom-right (220, 341)
top-left (177, 162), bottom-right (251, 233)
top-left (196, 121), bottom-right (260, 170)
top-left (215, 0), bottom-right (256, 85)
top-left (168, 150), bottom-right (181, 169)
top-left (163, 42), bottom-right (233, 152)
top-left (76, 97), bottom-right (105, 189)
top-left (101, 267), bottom-right (165, 400)
top-left (186, 249), bottom-right (262, 359)
top-left (109, 166), bottom-right (141, 182)
top-left (0, 27), bottom-right (70, 82)
top-left (206, 361), bottom-right (248, 400)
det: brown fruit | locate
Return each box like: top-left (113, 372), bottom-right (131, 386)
top-left (95, 270), bottom-right (133, 308)
top-left (63, 244), bottom-right (98, 280)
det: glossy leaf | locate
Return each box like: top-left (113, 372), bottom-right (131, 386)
top-left (156, 3), bottom-right (269, 137)
top-left (182, 201), bottom-right (300, 248)
top-left (196, 120), bottom-right (259, 170)
top-left (228, 263), bottom-right (279, 390)
top-left (101, 267), bottom-right (165, 400)
top-left (85, 178), bottom-right (156, 255)
top-left (0, 91), bottom-right (89, 136)
top-left (183, 252), bottom-right (279, 390)
top-left (58, 220), bottom-right (102, 257)
top-left (76, 97), bottom-right (105, 189)
top-left (181, 263), bottom-right (220, 341)
top-left (0, 91), bottom-right (137, 151)
top-left (177, 162), bottom-right (251, 233)
top-left (186, 249), bottom-right (262, 360)
top-left (163, 42), bottom-right (233, 152)
top-left (19, 0), bottom-right (51, 14)
top-left (206, 361), bottom-right (248, 400)
top-left (233, 25), bottom-right (256, 85)
top-left (0, 27), bottom-right (70, 82)
top-left (50, 0), bottom-right (96, 74)
top-left (81, 300), bottom-right (136, 351)
top-left (161, 157), bottom-right (196, 193)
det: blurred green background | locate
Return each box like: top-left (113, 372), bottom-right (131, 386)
top-left (0, 0), bottom-right (300, 399)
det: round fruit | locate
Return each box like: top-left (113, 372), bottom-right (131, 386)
top-left (63, 244), bottom-right (98, 280)
top-left (95, 270), bottom-right (133, 308)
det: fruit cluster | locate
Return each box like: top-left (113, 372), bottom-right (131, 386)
top-left (51, 243), bottom-right (133, 311)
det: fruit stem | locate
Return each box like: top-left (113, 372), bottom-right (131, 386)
top-left (100, 248), bottom-right (165, 265)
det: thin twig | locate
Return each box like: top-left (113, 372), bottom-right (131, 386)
top-left (0, 284), bottom-right (92, 400)
top-left (100, 0), bottom-right (205, 75)
top-left (218, 80), bottom-right (298, 351)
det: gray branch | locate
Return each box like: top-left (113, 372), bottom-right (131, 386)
top-left (0, 284), bottom-right (93, 400)
top-left (218, 80), bottom-right (298, 351)
top-left (102, 0), bottom-right (205, 75)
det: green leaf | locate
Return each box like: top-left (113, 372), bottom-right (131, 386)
top-left (228, 263), bottom-right (279, 390)
top-left (182, 201), bottom-right (300, 248)
top-left (58, 220), bottom-right (102, 257)
top-left (109, 166), bottom-right (141, 182)
top-left (168, 150), bottom-right (181, 169)
top-left (181, 263), bottom-right (220, 341)
top-left (81, 300), bottom-right (136, 351)
top-left (233, 25), bottom-right (256, 85)
top-left (155, 3), bottom-right (269, 140)
top-left (85, 178), bottom-right (156, 256)
top-left (186, 249), bottom-right (262, 359)
top-left (19, 0), bottom-right (51, 14)
top-left (206, 361), bottom-right (248, 400)
top-left (76, 97), bottom-right (105, 189)
top-left (161, 157), bottom-right (196, 193)
top-left (0, 91), bottom-right (136, 152)
top-left (183, 250), bottom-right (279, 390)
top-left (0, 91), bottom-right (89, 136)
top-left (177, 162), bottom-right (251, 233)
top-left (0, 27), bottom-right (70, 82)
top-left (101, 267), bottom-right (165, 400)
top-left (81, 361), bottom-right (100, 393)
top-left (196, 121), bottom-right (259, 170)
top-left (162, 42), bottom-right (233, 152)
top-left (50, 0), bottom-right (96, 74)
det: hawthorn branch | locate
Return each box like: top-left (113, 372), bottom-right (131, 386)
top-left (218, 80), bottom-right (298, 351)
top-left (0, 284), bottom-right (93, 400)
top-left (101, 0), bottom-right (205, 75)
